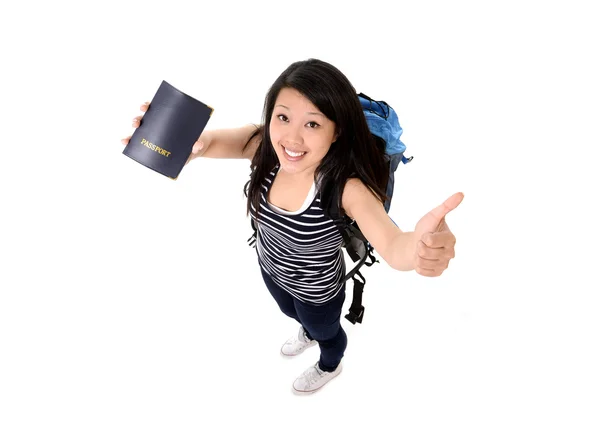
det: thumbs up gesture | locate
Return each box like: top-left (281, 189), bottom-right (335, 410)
top-left (412, 192), bottom-right (464, 277)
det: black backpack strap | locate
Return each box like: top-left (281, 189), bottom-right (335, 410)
top-left (339, 221), bottom-right (362, 262)
top-left (329, 215), bottom-right (373, 325)
top-left (248, 218), bottom-right (257, 248)
top-left (364, 245), bottom-right (379, 267)
top-left (331, 216), bottom-right (368, 279)
top-left (345, 270), bottom-right (366, 324)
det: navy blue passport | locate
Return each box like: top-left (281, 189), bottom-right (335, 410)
top-left (122, 80), bottom-right (214, 180)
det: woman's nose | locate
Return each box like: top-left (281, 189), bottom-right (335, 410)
top-left (283, 125), bottom-right (304, 146)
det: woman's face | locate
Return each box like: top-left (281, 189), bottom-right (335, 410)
top-left (269, 88), bottom-right (337, 178)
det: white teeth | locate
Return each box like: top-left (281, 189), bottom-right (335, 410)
top-left (284, 147), bottom-right (306, 157)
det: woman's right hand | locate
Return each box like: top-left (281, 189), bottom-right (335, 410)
top-left (121, 102), bottom-right (208, 159)
top-left (121, 101), bottom-right (150, 146)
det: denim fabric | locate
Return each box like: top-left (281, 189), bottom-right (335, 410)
top-left (260, 266), bottom-right (347, 372)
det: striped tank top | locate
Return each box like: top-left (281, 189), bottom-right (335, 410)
top-left (249, 165), bottom-right (346, 305)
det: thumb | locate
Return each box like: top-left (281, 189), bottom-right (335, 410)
top-left (191, 140), bottom-right (204, 154)
top-left (417, 192), bottom-right (464, 233)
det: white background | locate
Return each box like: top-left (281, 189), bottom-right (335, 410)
top-left (1, 0), bottom-right (599, 424)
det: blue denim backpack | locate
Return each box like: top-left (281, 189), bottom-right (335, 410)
top-left (338, 92), bottom-right (412, 324)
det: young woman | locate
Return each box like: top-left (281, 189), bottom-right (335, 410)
top-left (122, 58), bottom-right (462, 395)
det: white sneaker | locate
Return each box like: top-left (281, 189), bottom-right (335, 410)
top-left (292, 361), bottom-right (343, 394)
top-left (280, 326), bottom-right (317, 357)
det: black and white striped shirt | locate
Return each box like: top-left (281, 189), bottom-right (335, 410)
top-left (250, 166), bottom-right (346, 305)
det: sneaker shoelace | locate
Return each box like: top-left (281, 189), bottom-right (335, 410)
top-left (304, 364), bottom-right (325, 386)
top-left (292, 333), bottom-right (310, 346)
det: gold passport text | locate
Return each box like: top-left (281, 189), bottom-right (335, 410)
top-left (141, 138), bottom-right (171, 158)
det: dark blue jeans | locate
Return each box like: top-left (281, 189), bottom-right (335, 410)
top-left (260, 266), bottom-right (348, 372)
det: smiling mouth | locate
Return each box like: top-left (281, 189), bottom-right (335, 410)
top-left (283, 146), bottom-right (307, 158)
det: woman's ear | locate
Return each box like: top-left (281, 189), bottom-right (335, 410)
top-left (333, 130), bottom-right (340, 142)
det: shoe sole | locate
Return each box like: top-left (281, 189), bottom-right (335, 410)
top-left (291, 365), bottom-right (343, 395)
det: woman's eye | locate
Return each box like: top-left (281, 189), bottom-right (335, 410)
top-left (276, 115), bottom-right (319, 129)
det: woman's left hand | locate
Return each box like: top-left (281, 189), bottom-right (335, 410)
top-left (413, 192), bottom-right (464, 277)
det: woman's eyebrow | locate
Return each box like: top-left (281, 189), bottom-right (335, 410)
top-left (275, 104), bottom-right (324, 117)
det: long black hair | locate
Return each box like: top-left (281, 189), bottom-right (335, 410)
top-left (243, 58), bottom-right (389, 220)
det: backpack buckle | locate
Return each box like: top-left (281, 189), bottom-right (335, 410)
top-left (247, 232), bottom-right (257, 248)
top-left (345, 306), bottom-right (365, 324)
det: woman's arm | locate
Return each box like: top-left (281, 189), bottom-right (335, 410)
top-left (341, 178), bottom-right (417, 271)
top-left (187, 124), bottom-right (261, 162)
